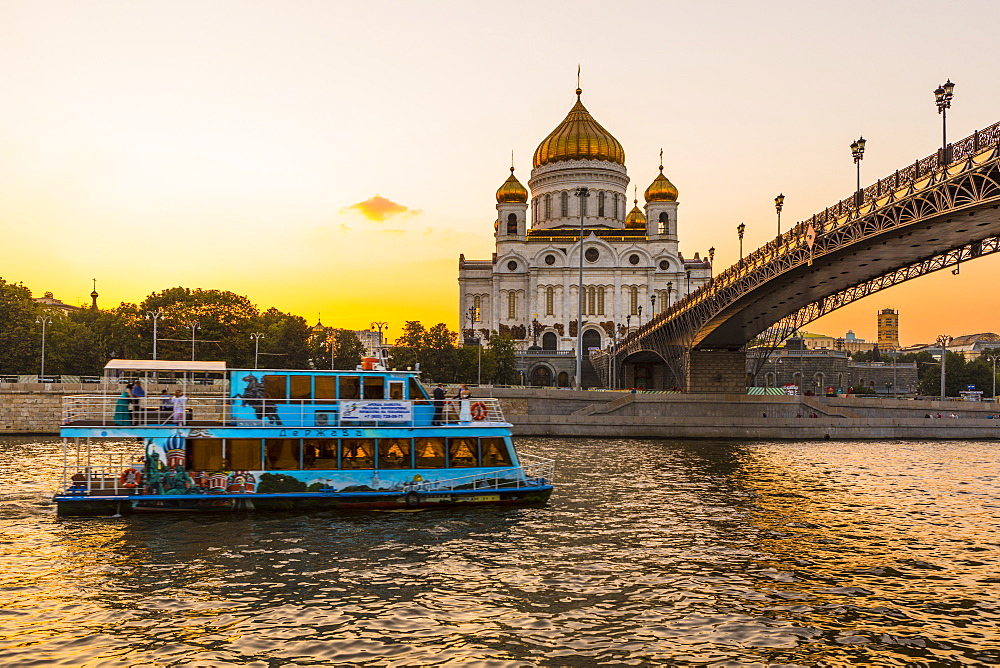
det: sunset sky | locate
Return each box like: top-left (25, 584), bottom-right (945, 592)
top-left (2, 0), bottom-right (999, 346)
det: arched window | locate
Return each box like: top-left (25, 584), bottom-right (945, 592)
top-left (473, 295), bottom-right (481, 321)
top-left (630, 287), bottom-right (638, 315)
top-left (597, 287), bottom-right (605, 315)
top-left (507, 292), bottom-right (516, 320)
top-left (531, 199), bottom-right (536, 224)
top-left (582, 329), bottom-right (601, 350)
top-left (545, 194), bottom-right (551, 219)
top-left (531, 366), bottom-right (552, 387)
top-left (561, 191), bottom-right (569, 216)
top-left (542, 331), bottom-right (557, 350)
top-left (658, 211), bottom-right (668, 235)
top-left (545, 287), bottom-right (554, 316)
top-left (507, 213), bottom-right (517, 235)
top-left (598, 191), bottom-right (605, 217)
top-left (613, 194), bottom-right (619, 220)
top-left (587, 287), bottom-right (595, 315)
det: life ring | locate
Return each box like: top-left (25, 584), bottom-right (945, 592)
top-left (404, 491), bottom-right (420, 508)
top-left (471, 402), bottom-right (487, 421)
top-left (119, 468), bottom-right (143, 488)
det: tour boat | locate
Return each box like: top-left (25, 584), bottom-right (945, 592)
top-left (54, 360), bottom-right (553, 515)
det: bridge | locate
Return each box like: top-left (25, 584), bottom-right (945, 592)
top-left (592, 121), bottom-right (1000, 392)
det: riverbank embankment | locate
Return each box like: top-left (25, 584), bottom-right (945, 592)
top-left (3, 384), bottom-right (999, 439)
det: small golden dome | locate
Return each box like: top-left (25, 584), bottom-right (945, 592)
top-left (496, 167), bottom-right (528, 203)
top-left (644, 158), bottom-right (679, 202)
top-left (533, 90), bottom-right (625, 168)
top-left (625, 199), bottom-right (647, 229)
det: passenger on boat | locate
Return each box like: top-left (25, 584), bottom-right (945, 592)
top-left (456, 384), bottom-right (472, 423)
top-left (159, 390), bottom-right (172, 412)
top-left (170, 389), bottom-right (188, 425)
top-left (130, 381), bottom-right (146, 422)
top-left (432, 383), bottom-right (445, 425)
top-left (114, 385), bottom-right (132, 425)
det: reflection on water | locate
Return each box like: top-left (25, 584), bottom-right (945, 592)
top-left (1, 436), bottom-right (998, 666)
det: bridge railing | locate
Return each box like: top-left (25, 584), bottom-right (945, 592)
top-left (623, 118), bottom-right (1000, 349)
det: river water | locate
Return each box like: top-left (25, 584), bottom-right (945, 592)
top-left (0, 436), bottom-right (997, 667)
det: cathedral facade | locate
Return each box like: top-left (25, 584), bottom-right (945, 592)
top-left (458, 87), bottom-right (712, 387)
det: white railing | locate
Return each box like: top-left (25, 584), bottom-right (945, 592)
top-left (62, 395), bottom-right (507, 428)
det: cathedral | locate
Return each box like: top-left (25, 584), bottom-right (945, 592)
top-left (458, 85), bottom-right (713, 387)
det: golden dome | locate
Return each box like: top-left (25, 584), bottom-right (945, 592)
top-left (625, 198), bottom-right (647, 229)
top-left (644, 164), bottom-right (678, 202)
top-left (496, 167), bottom-right (528, 203)
top-left (532, 90), bottom-right (625, 168)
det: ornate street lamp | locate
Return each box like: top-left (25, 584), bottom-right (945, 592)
top-left (250, 332), bottom-right (265, 369)
top-left (650, 294), bottom-right (656, 318)
top-left (774, 194), bottom-right (785, 237)
top-left (626, 314), bottom-right (632, 332)
top-left (145, 309), bottom-right (164, 360)
top-left (574, 186), bottom-right (591, 390)
top-left (638, 305), bottom-right (643, 327)
top-left (851, 136), bottom-right (866, 207)
top-left (937, 334), bottom-right (952, 400)
top-left (36, 314), bottom-right (52, 380)
top-left (685, 268), bottom-right (691, 296)
top-left (737, 223), bottom-right (746, 260)
top-left (666, 281), bottom-right (673, 308)
top-left (934, 79), bottom-right (955, 161)
top-left (708, 247), bottom-right (715, 264)
top-left (531, 314), bottom-right (540, 347)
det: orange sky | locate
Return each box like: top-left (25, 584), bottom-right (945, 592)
top-left (2, 0), bottom-right (999, 346)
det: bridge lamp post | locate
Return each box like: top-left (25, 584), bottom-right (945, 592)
top-left (934, 79), bottom-right (955, 160)
top-left (250, 332), bottom-right (265, 369)
top-left (638, 305), bottom-right (643, 327)
top-left (685, 269), bottom-right (691, 296)
top-left (666, 282), bottom-right (673, 308)
top-left (650, 294), bottom-right (656, 318)
top-left (145, 309), bottom-right (164, 360)
top-left (937, 334), bottom-right (952, 400)
top-left (574, 186), bottom-right (590, 391)
top-left (851, 137), bottom-right (866, 207)
top-left (626, 314), bottom-right (632, 332)
top-left (36, 314), bottom-right (52, 380)
top-left (774, 194), bottom-right (784, 237)
top-left (737, 223), bottom-right (745, 260)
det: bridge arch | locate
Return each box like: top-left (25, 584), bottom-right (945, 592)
top-left (620, 349), bottom-right (679, 390)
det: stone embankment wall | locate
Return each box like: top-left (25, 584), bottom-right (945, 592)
top-left (4, 384), bottom-right (1000, 439)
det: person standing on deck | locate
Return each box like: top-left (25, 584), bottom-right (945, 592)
top-left (456, 384), bottom-right (472, 423)
top-left (432, 383), bottom-right (446, 425)
top-left (170, 389), bottom-right (187, 426)
top-left (130, 380), bottom-right (146, 423)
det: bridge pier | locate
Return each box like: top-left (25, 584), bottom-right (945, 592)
top-left (686, 350), bottom-right (747, 394)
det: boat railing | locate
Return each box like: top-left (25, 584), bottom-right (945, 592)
top-left (61, 395), bottom-right (507, 428)
top-left (60, 453), bottom-right (143, 497)
top-left (404, 454), bottom-right (555, 493)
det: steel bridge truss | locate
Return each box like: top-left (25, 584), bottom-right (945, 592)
top-left (593, 120), bottom-right (1000, 389)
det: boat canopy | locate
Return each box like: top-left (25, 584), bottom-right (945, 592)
top-left (104, 360), bottom-right (228, 373)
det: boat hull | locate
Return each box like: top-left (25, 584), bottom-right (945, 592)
top-left (53, 486), bottom-right (553, 516)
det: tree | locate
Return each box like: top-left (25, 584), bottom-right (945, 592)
top-left (0, 279), bottom-right (40, 374)
top-left (331, 329), bottom-right (366, 370)
top-left (421, 323), bottom-right (457, 382)
top-left (486, 332), bottom-right (519, 385)
top-left (388, 321), bottom-right (426, 371)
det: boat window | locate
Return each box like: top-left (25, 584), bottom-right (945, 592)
top-left (303, 438), bottom-right (337, 469)
top-left (264, 375), bottom-right (287, 400)
top-left (378, 438), bottom-right (411, 469)
top-left (415, 437), bottom-right (446, 468)
top-left (341, 438), bottom-right (374, 469)
top-left (228, 438), bottom-right (262, 470)
top-left (264, 438), bottom-right (300, 469)
top-left (409, 377), bottom-right (430, 404)
top-left (448, 438), bottom-right (479, 468)
top-left (340, 376), bottom-right (360, 400)
top-left (289, 375), bottom-right (311, 400)
top-left (388, 381), bottom-right (404, 400)
top-left (481, 438), bottom-right (512, 467)
top-left (364, 376), bottom-right (384, 399)
top-left (187, 438), bottom-right (223, 471)
top-left (314, 376), bottom-right (336, 400)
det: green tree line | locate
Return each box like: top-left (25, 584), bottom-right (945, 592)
top-left (1, 278), bottom-right (516, 383)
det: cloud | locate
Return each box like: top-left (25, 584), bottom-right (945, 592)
top-left (343, 194), bottom-right (421, 222)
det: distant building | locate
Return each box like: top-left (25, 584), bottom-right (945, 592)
top-left (791, 330), bottom-right (872, 354)
top-left (877, 308), bottom-right (900, 349)
top-left (351, 329), bottom-right (391, 363)
top-left (752, 345), bottom-right (918, 396)
top-left (907, 333), bottom-right (1000, 360)
top-left (34, 292), bottom-right (82, 315)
